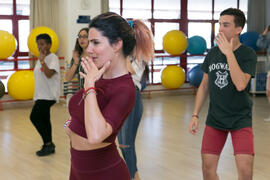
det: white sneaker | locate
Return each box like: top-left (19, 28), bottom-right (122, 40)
top-left (264, 117), bottom-right (270, 122)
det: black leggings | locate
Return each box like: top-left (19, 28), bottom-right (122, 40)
top-left (30, 100), bottom-right (56, 144)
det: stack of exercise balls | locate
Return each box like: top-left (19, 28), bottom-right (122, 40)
top-left (27, 26), bottom-right (59, 57)
top-left (7, 70), bottom-right (35, 100)
top-left (188, 64), bottom-right (204, 87)
top-left (186, 36), bottom-right (205, 87)
top-left (2, 26), bottom-right (59, 100)
top-left (161, 30), bottom-right (187, 89)
top-left (187, 36), bottom-right (207, 55)
top-left (0, 30), bottom-right (17, 99)
top-left (0, 30), bottom-right (17, 59)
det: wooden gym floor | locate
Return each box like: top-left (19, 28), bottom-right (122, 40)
top-left (0, 93), bottom-right (270, 180)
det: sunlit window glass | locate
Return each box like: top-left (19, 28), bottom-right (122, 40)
top-left (18, 58), bottom-right (30, 69)
top-left (0, 0), bottom-right (13, 15)
top-left (122, 0), bottom-right (151, 19)
top-left (109, 0), bottom-right (120, 15)
top-left (16, 0), bottom-right (30, 15)
top-left (239, 0), bottom-right (248, 32)
top-left (154, 0), bottom-right (180, 19)
top-left (18, 20), bottom-right (30, 52)
top-left (188, 0), bottom-right (212, 19)
top-left (214, 0), bottom-right (237, 19)
top-left (0, 20), bottom-right (13, 33)
top-left (239, 0), bottom-right (248, 17)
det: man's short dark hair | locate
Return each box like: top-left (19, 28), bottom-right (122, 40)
top-left (36, 33), bottom-right (52, 45)
top-left (220, 8), bottom-right (246, 29)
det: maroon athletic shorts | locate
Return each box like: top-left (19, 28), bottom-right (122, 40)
top-left (201, 125), bottom-right (254, 156)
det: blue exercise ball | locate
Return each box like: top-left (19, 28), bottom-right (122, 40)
top-left (187, 36), bottom-right (207, 55)
top-left (239, 32), bottom-right (259, 51)
top-left (188, 64), bottom-right (203, 87)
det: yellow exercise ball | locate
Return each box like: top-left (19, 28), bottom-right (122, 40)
top-left (161, 65), bottom-right (185, 89)
top-left (7, 70), bottom-right (35, 100)
top-left (163, 30), bottom-right (188, 55)
top-left (27, 26), bottom-right (59, 57)
top-left (0, 30), bottom-right (17, 59)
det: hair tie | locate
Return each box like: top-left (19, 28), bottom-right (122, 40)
top-left (128, 20), bottom-right (134, 28)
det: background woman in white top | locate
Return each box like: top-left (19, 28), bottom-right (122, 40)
top-left (117, 19), bottom-right (154, 180)
top-left (30, 33), bottom-right (60, 156)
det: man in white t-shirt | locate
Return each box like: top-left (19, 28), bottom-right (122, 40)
top-left (30, 33), bottom-right (60, 156)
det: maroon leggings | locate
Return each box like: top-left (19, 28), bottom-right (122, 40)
top-left (69, 143), bottom-right (130, 180)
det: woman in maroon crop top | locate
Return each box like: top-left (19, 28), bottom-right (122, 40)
top-left (64, 12), bottom-right (137, 180)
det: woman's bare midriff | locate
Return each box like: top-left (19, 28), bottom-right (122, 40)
top-left (65, 127), bottom-right (111, 151)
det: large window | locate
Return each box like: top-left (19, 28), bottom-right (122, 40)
top-left (154, 0), bottom-right (181, 19)
top-left (0, 0), bottom-right (30, 58)
top-left (188, 0), bottom-right (212, 20)
top-left (110, 0), bottom-right (248, 84)
top-left (0, 0), bottom-right (30, 91)
top-left (123, 0), bottom-right (152, 19)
